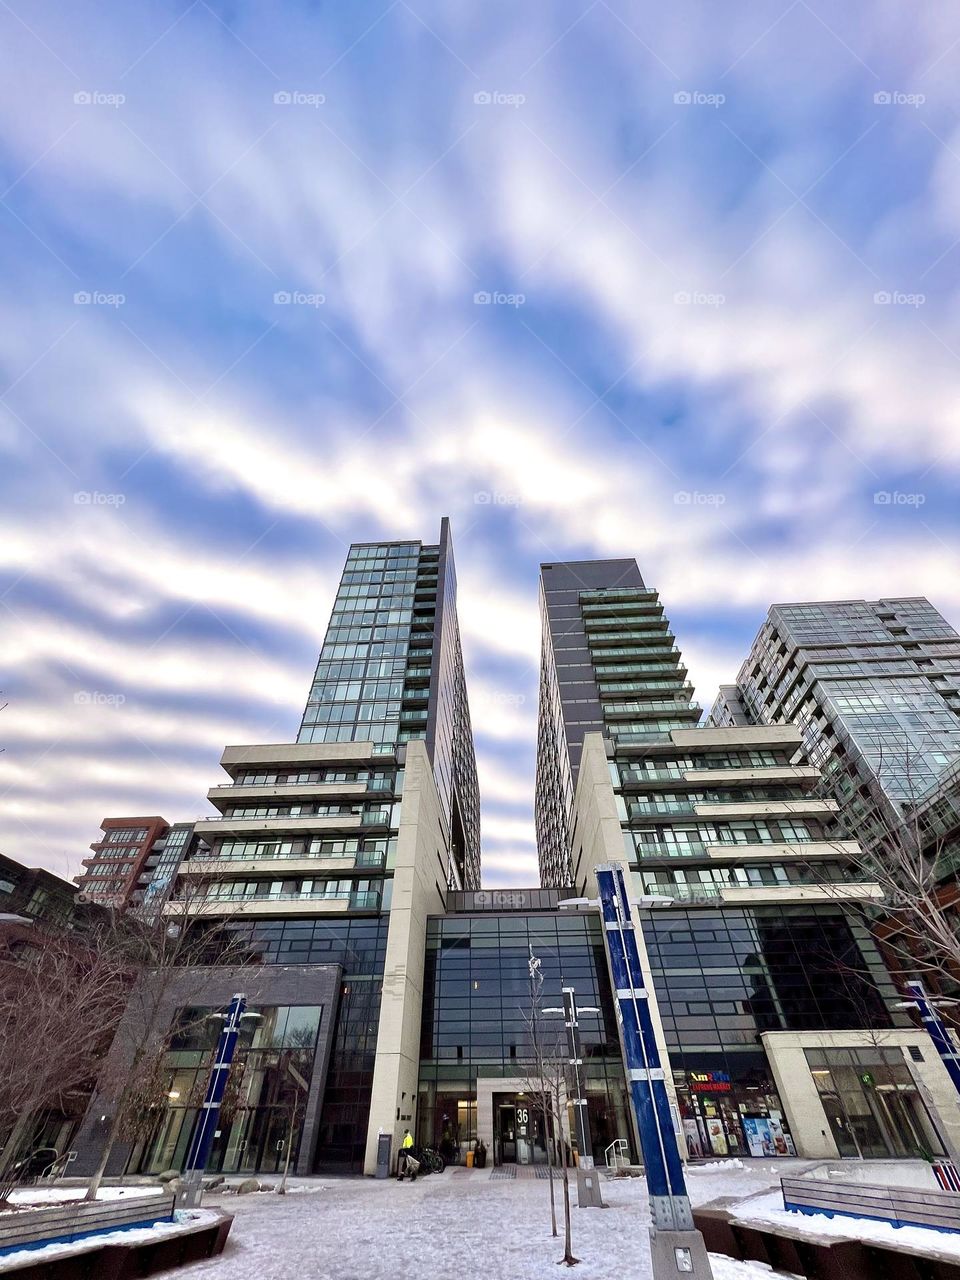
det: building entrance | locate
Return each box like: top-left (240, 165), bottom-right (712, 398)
top-left (492, 1093), bottom-right (549, 1165)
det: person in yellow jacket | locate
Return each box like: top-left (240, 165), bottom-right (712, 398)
top-left (397, 1130), bottom-right (416, 1181)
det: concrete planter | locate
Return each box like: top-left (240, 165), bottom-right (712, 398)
top-left (0, 1194), bottom-right (175, 1259)
top-left (0, 1197), bottom-right (233, 1278)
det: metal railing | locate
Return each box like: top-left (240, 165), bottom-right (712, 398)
top-left (605, 1139), bottom-right (629, 1170)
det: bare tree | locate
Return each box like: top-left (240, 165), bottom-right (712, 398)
top-left (0, 926), bottom-right (131, 1202)
top-left (522, 948), bottom-right (579, 1266)
top-left (81, 879), bottom-right (256, 1202)
top-left (525, 949), bottom-right (558, 1238)
top-left (802, 732), bottom-right (960, 990)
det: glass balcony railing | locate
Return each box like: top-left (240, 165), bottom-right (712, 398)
top-left (184, 889), bottom-right (384, 910)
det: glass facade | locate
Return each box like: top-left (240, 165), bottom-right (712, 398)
top-left (298, 541), bottom-right (422, 747)
top-left (295, 523), bottom-right (480, 888)
top-left (805, 1047), bottom-right (943, 1159)
top-left (642, 905), bottom-right (904, 1159)
top-left (418, 911), bottom-right (637, 1166)
top-left (726, 597), bottom-right (960, 855)
top-left (228, 916), bottom-right (389, 1173)
top-left (132, 1004), bottom-right (324, 1175)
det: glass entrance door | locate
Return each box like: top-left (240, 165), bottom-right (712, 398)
top-left (497, 1104), bottom-right (517, 1164)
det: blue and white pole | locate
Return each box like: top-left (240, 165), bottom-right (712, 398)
top-left (905, 980), bottom-right (960, 1096)
top-left (180, 992), bottom-right (247, 1207)
top-left (595, 863), bottom-right (713, 1277)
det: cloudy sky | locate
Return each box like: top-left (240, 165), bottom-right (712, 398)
top-left (1, 2), bottom-right (959, 888)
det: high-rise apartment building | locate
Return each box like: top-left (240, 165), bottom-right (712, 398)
top-left (536, 560), bottom-right (701, 887)
top-left (74, 520), bottom-right (481, 1178)
top-left (297, 517), bottom-right (480, 890)
top-left (75, 816), bottom-right (169, 908)
top-left (70, 546), bottom-right (960, 1179)
top-left (535, 561), bottom-right (958, 1161)
top-left (710, 598), bottom-right (960, 854)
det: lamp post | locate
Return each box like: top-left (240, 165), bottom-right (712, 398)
top-left (563, 865), bottom-right (714, 1278)
top-left (542, 988), bottom-right (605, 1208)
top-left (179, 993), bottom-right (253, 1208)
top-left (895, 981), bottom-right (960, 1171)
top-left (896, 981), bottom-right (960, 1097)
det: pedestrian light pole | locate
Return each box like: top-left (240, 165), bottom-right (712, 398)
top-left (179, 993), bottom-right (253, 1208)
top-left (542, 987), bottom-right (605, 1208)
top-left (895, 980), bottom-right (960, 1170)
top-left (897, 980), bottom-right (960, 1098)
top-left (562, 864), bottom-right (714, 1279)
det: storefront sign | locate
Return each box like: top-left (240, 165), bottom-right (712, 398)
top-left (689, 1071), bottom-right (731, 1094)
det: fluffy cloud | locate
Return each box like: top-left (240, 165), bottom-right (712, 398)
top-left (1, 0), bottom-right (959, 886)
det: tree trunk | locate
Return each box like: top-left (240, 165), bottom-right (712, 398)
top-left (278, 1102), bottom-right (299, 1195)
top-left (83, 1111), bottom-right (123, 1202)
top-left (545, 1092), bottom-right (558, 1236)
top-left (0, 1109), bottom-right (37, 1204)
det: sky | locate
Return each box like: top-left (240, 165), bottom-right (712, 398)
top-left (1, 1), bottom-right (959, 889)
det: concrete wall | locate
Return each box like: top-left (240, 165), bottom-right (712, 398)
top-left (72, 963), bottom-right (341, 1178)
top-left (761, 1028), bottom-right (960, 1160)
top-left (363, 741), bottom-right (447, 1174)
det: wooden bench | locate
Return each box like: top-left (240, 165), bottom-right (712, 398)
top-left (782, 1174), bottom-right (960, 1234)
top-left (0, 1193), bottom-right (174, 1258)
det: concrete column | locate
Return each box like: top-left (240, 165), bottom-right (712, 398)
top-left (363, 742), bottom-right (446, 1174)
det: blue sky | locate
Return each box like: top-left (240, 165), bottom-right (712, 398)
top-left (1, 1), bottom-right (959, 887)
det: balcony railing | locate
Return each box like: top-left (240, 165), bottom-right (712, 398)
top-left (191, 849), bottom-right (386, 869)
top-left (174, 889), bottom-right (383, 911)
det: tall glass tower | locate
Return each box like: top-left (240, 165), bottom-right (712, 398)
top-left (297, 518), bottom-right (480, 890)
top-left (711, 597), bottom-right (960, 855)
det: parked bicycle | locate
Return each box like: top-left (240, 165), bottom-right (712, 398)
top-left (416, 1146), bottom-right (446, 1174)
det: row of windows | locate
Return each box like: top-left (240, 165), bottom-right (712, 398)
top-left (638, 861), bottom-right (852, 889)
top-left (202, 876), bottom-right (385, 900)
top-left (222, 803), bottom-right (396, 822)
top-left (233, 769), bottom-right (398, 788)
top-left (207, 836), bottom-right (395, 860)
top-left (319, 642), bottom-right (409, 662)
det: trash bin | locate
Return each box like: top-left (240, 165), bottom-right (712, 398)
top-left (376, 1132), bottom-right (392, 1179)
top-left (466, 1150), bottom-right (474, 1168)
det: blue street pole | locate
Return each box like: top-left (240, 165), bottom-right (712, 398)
top-left (594, 864), bottom-right (713, 1278)
top-left (905, 980), bottom-right (960, 1097)
top-left (179, 992), bottom-right (247, 1207)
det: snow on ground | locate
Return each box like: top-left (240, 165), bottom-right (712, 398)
top-left (0, 1210), bottom-right (217, 1273)
top-left (7, 1186), bottom-right (165, 1206)
top-left (147, 1163), bottom-right (815, 1280)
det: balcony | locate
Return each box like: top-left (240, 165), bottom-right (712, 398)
top-left (603, 701), bottom-right (701, 720)
top-left (206, 781), bottom-right (369, 804)
top-left (618, 768), bottom-right (689, 785)
top-left (194, 813), bottom-right (365, 837)
top-left (692, 799), bottom-right (839, 819)
top-left (704, 839), bottom-right (861, 862)
top-left (682, 766), bottom-right (820, 785)
top-left (164, 889), bottom-right (383, 918)
top-left (181, 852), bottom-right (386, 877)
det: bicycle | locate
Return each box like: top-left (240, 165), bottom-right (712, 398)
top-left (417, 1147), bottom-right (446, 1174)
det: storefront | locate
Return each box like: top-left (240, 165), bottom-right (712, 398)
top-left (805, 1047), bottom-right (943, 1159)
top-left (673, 1055), bottom-right (795, 1159)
